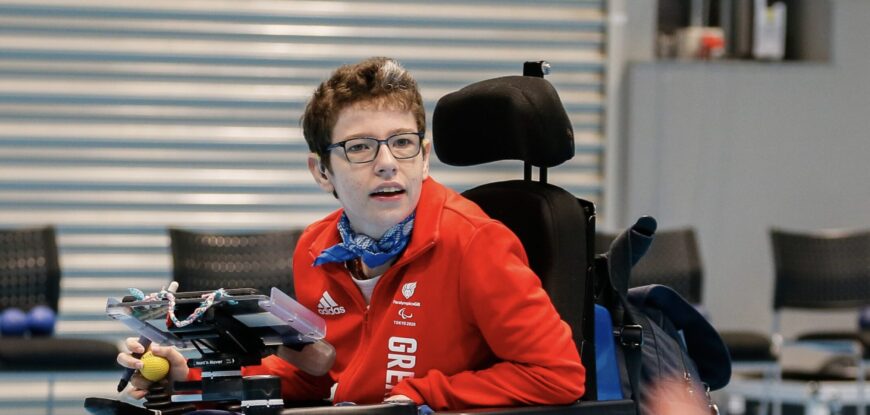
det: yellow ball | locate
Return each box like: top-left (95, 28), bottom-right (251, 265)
top-left (140, 351), bottom-right (170, 382)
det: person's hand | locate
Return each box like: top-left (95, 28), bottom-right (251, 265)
top-left (647, 377), bottom-right (712, 415)
top-left (384, 396), bottom-right (430, 415)
top-left (116, 337), bottom-right (189, 399)
top-left (384, 394), bottom-right (413, 402)
top-left (276, 339), bottom-right (336, 376)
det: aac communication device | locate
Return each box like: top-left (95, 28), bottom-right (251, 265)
top-left (99, 287), bottom-right (326, 414)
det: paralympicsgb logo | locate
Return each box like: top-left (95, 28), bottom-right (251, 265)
top-left (401, 282), bottom-right (417, 299)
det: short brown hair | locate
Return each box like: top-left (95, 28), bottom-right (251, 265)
top-left (301, 57), bottom-right (426, 170)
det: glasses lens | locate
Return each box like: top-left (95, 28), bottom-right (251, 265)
top-left (342, 138), bottom-right (378, 163)
top-left (387, 133), bottom-right (421, 159)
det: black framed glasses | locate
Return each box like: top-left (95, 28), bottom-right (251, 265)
top-left (325, 132), bottom-right (424, 164)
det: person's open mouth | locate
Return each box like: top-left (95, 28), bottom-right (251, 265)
top-left (370, 186), bottom-right (406, 199)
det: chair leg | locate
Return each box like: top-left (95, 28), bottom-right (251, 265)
top-left (750, 363), bottom-right (779, 415)
top-left (769, 322), bottom-right (783, 415)
top-left (857, 354), bottom-right (866, 415)
top-left (47, 373), bottom-right (56, 415)
top-left (770, 362), bottom-right (782, 415)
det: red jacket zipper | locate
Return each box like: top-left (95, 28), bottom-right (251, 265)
top-left (332, 268), bottom-right (379, 403)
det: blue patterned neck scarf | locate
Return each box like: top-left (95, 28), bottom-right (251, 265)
top-left (313, 212), bottom-right (415, 268)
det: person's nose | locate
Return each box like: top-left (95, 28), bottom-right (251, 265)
top-left (372, 142), bottom-right (398, 177)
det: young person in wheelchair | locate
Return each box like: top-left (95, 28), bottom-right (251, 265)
top-left (117, 56), bottom-right (585, 411)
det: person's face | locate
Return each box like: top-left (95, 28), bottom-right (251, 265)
top-left (308, 102), bottom-right (430, 239)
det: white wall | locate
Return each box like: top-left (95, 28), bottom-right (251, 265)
top-left (617, 0), bottom-right (870, 333)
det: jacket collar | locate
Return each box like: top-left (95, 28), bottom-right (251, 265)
top-left (307, 178), bottom-right (444, 268)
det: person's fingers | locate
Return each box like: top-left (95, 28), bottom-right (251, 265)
top-left (148, 344), bottom-right (177, 359)
top-left (149, 344), bottom-right (189, 381)
top-left (126, 387), bottom-right (148, 400)
top-left (128, 372), bottom-right (152, 391)
top-left (124, 337), bottom-right (146, 354)
top-left (116, 352), bottom-right (144, 370)
top-left (384, 394), bottom-right (412, 402)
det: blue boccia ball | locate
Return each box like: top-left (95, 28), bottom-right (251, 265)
top-left (27, 305), bottom-right (56, 336)
top-left (1, 308), bottom-right (29, 336)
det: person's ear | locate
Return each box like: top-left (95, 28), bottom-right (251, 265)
top-left (421, 138), bottom-right (431, 179)
top-left (308, 154), bottom-right (334, 193)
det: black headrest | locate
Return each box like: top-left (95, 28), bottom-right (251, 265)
top-left (432, 76), bottom-right (574, 168)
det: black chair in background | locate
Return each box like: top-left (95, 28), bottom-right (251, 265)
top-left (0, 226), bottom-right (118, 371)
top-left (168, 228), bottom-right (302, 297)
top-left (597, 228), bottom-right (777, 372)
top-left (769, 227), bottom-right (870, 415)
top-left (595, 228), bottom-right (702, 303)
top-left (432, 63), bottom-right (634, 413)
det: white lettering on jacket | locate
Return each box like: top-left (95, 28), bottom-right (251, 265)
top-left (385, 336), bottom-right (417, 390)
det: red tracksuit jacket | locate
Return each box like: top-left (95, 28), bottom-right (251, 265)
top-left (209, 178), bottom-right (585, 410)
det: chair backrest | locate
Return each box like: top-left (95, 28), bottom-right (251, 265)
top-left (433, 72), bottom-right (598, 397)
top-left (770, 227), bottom-right (870, 310)
top-left (168, 228), bottom-right (302, 297)
top-left (0, 227), bottom-right (125, 372)
top-left (0, 226), bottom-right (61, 312)
top-left (597, 228), bottom-right (703, 304)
